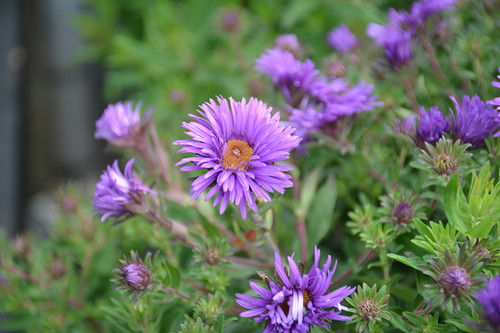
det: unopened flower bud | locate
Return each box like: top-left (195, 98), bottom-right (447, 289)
top-left (392, 202), bottom-right (414, 226)
top-left (323, 57), bottom-right (346, 77)
top-left (221, 10), bottom-right (239, 33)
top-left (169, 89), bottom-right (187, 107)
top-left (58, 194), bottom-right (78, 215)
top-left (439, 266), bottom-right (470, 297)
top-left (12, 235), bottom-right (30, 260)
top-left (122, 264), bottom-right (151, 291)
top-left (358, 299), bottom-right (380, 321)
top-left (50, 258), bottom-right (67, 279)
top-left (274, 34), bottom-right (302, 57)
top-left (113, 251), bottom-right (155, 304)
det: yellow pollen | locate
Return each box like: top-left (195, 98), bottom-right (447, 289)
top-left (222, 140), bottom-right (253, 171)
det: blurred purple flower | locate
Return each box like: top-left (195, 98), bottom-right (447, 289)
top-left (367, 23), bottom-right (413, 69)
top-left (492, 67), bottom-right (500, 89)
top-left (450, 95), bottom-right (500, 147)
top-left (236, 246), bottom-right (355, 332)
top-left (327, 25), bottom-right (358, 53)
top-left (95, 101), bottom-right (151, 146)
top-left (221, 9), bottom-right (240, 32)
top-left (275, 34), bottom-right (302, 56)
top-left (255, 48), bottom-right (319, 103)
top-left (173, 96), bottom-right (301, 219)
top-left (286, 78), bottom-right (382, 141)
top-left (409, 0), bottom-right (457, 27)
top-left (475, 274), bottom-right (500, 328)
top-left (487, 67), bottom-right (500, 111)
top-left (417, 106), bottom-right (451, 145)
top-left (92, 159), bottom-right (157, 222)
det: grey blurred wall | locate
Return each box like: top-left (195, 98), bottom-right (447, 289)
top-left (1, 0), bottom-right (107, 237)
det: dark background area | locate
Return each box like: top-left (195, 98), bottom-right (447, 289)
top-left (1, 0), bottom-right (108, 237)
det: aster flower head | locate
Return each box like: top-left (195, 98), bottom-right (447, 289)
top-left (475, 274), bottom-right (500, 331)
top-left (95, 101), bottom-right (151, 146)
top-left (173, 96), bottom-right (301, 220)
top-left (450, 95), bottom-right (500, 147)
top-left (327, 25), bottom-right (358, 53)
top-left (236, 246), bottom-right (355, 332)
top-left (416, 106), bottom-right (451, 146)
top-left (112, 251), bottom-right (156, 305)
top-left (367, 23), bottom-right (413, 69)
top-left (92, 158), bottom-right (157, 223)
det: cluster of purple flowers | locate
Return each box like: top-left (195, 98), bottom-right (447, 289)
top-left (408, 94), bottom-right (499, 147)
top-left (255, 35), bottom-right (382, 142)
top-left (236, 246), bottom-right (355, 332)
top-left (367, 0), bottom-right (456, 68)
top-left (173, 96), bottom-right (301, 219)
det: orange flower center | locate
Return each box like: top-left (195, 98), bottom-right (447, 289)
top-left (222, 139), bottom-right (253, 171)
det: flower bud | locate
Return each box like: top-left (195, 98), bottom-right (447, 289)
top-left (220, 10), bottom-right (239, 33)
top-left (12, 234), bottom-right (31, 261)
top-left (439, 266), bottom-right (470, 297)
top-left (112, 251), bottom-right (155, 304)
top-left (392, 202), bottom-right (414, 226)
top-left (122, 263), bottom-right (151, 291)
top-left (49, 257), bottom-right (67, 279)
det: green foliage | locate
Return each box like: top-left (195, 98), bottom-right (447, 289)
top-left (2, 0), bottom-right (500, 332)
top-left (445, 162), bottom-right (500, 238)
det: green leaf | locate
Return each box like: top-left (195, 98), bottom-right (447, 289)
top-left (387, 253), bottom-right (425, 270)
top-left (469, 216), bottom-right (495, 238)
top-left (296, 167), bottom-right (322, 219)
top-left (165, 261), bottom-right (181, 289)
top-left (444, 174), bottom-right (471, 233)
top-left (390, 312), bottom-right (410, 332)
top-left (306, 175), bottom-right (337, 246)
top-left (403, 312), bottom-right (428, 326)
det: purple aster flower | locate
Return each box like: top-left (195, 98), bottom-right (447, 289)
top-left (95, 101), bottom-right (151, 146)
top-left (236, 246), bottom-right (355, 332)
top-left (450, 95), bottom-right (500, 147)
top-left (92, 158), bottom-right (157, 222)
top-left (487, 67), bottom-right (500, 112)
top-left (367, 23), bottom-right (413, 69)
top-left (255, 48), bottom-right (319, 103)
top-left (492, 67), bottom-right (500, 89)
top-left (275, 34), bottom-right (302, 57)
top-left (173, 96), bottom-right (301, 220)
top-left (416, 106), bottom-right (451, 145)
top-left (327, 25), bottom-right (358, 53)
top-left (475, 274), bottom-right (500, 328)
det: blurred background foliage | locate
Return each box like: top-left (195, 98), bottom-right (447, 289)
top-left (2, 0), bottom-right (500, 331)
